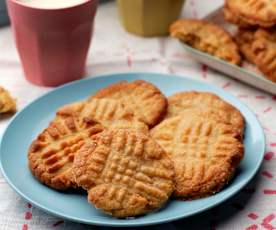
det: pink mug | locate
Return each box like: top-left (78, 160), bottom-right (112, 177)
top-left (7, 0), bottom-right (98, 87)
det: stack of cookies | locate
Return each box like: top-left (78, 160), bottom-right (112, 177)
top-left (170, 0), bottom-right (276, 83)
top-left (28, 80), bottom-right (244, 218)
top-left (224, 0), bottom-right (276, 82)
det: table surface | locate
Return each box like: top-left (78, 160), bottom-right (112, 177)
top-left (0, 1), bottom-right (276, 229)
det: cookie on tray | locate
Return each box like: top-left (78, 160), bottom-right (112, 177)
top-left (236, 28), bottom-right (256, 64)
top-left (89, 80), bottom-right (167, 127)
top-left (251, 28), bottom-right (276, 82)
top-left (73, 129), bottom-right (174, 217)
top-left (170, 19), bottom-right (241, 65)
top-left (166, 92), bottom-right (245, 138)
top-left (226, 0), bottom-right (276, 28)
top-left (0, 86), bottom-right (16, 114)
top-left (150, 112), bottom-right (244, 199)
top-left (223, 5), bottom-right (253, 28)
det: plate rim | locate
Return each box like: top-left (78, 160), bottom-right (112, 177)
top-left (0, 72), bottom-right (266, 227)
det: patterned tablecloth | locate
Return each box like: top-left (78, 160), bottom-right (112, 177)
top-left (0, 0), bottom-right (275, 229)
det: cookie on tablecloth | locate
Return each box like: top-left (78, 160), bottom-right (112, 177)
top-left (0, 86), bottom-right (16, 114)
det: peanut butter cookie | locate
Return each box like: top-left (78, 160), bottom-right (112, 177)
top-left (73, 129), bottom-right (174, 217)
top-left (0, 86), bottom-right (16, 114)
top-left (251, 27), bottom-right (276, 82)
top-left (166, 92), bottom-right (245, 138)
top-left (223, 5), bottom-right (253, 28)
top-left (236, 28), bottom-right (256, 64)
top-left (62, 99), bottom-right (148, 133)
top-left (151, 112), bottom-right (244, 199)
top-left (90, 80), bottom-right (167, 127)
top-left (170, 19), bottom-right (241, 65)
top-left (28, 106), bottom-right (104, 190)
top-left (28, 98), bottom-right (147, 190)
top-left (226, 0), bottom-right (276, 28)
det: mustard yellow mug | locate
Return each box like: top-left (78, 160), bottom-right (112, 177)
top-left (117, 0), bottom-right (185, 37)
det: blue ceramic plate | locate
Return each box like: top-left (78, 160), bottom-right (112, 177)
top-left (0, 73), bottom-right (265, 227)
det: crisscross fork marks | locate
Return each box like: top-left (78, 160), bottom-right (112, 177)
top-left (79, 99), bottom-right (148, 133)
top-left (167, 92), bottom-right (244, 138)
top-left (82, 99), bottom-right (119, 121)
top-left (90, 80), bottom-right (167, 126)
top-left (93, 131), bottom-right (170, 201)
top-left (42, 135), bottom-right (86, 174)
top-left (73, 129), bottom-right (174, 217)
top-left (28, 108), bottom-right (104, 190)
top-left (150, 115), bottom-right (244, 198)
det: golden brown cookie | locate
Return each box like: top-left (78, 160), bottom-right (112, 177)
top-left (251, 28), bottom-right (276, 82)
top-left (236, 28), bottom-right (256, 64)
top-left (73, 129), bottom-right (174, 217)
top-left (28, 106), bottom-right (104, 190)
top-left (226, 0), bottom-right (276, 28)
top-left (170, 19), bottom-right (241, 65)
top-left (28, 98), bottom-right (148, 190)
top-left (166, 92), bottom-right (245, 138)
top-left (235, 27), bottom-right (276, 82)
top-left (62, 98), bottom-right (148, 133)
top-left (89, 80), bottom-right (167, 127)
top-left (223, 5), bottom-right (254, 28)
top-left (0, 86), bottom-right (16, 114)
top-left (150, 113), bottom-right (244, 199)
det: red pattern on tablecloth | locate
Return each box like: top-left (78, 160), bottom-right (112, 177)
top-left (246, 225), bottom-right (258, 230)
top-left (264, 152), bottom-right (275, 161)
top-left (0, 1), bottom-right (275, 229)
top-left (264, 190), bottom-right (276, 195)
top-left (248, 213), bottom-right (259, 220)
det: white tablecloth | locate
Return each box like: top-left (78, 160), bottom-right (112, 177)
top-left (0, 1), bottom-right (276, 229)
